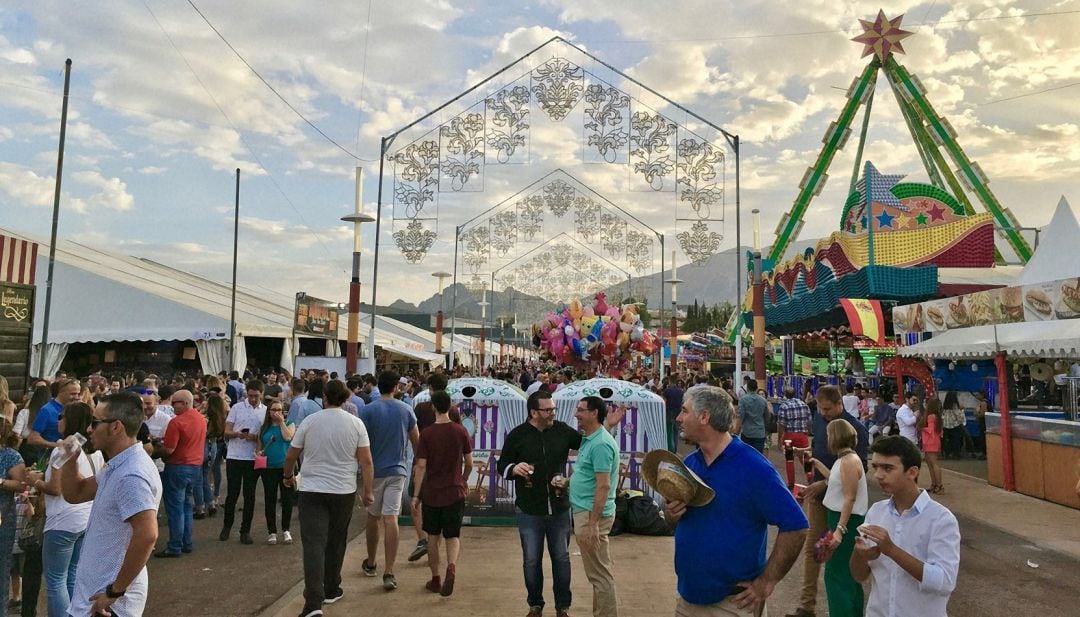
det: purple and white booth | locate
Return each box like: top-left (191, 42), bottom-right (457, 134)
top-left (552, 378), bottom-right (668, 499)
top-left (445, 378), bottom-right (528, 522)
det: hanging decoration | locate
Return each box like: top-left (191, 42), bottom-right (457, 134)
top-left (386, 39), bottom-right (733, 266)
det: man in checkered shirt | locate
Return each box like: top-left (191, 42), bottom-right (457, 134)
top-left (776, 387), bottom-right (813, 450)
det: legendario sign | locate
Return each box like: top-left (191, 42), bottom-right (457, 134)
top-left (893, 276), bottom-right (1080, 335)
top-left (0, 283), bottom-right (33, 327)
top-left (293, 293), bottom-right (340, 338)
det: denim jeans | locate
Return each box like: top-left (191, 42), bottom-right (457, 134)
top-left (163, 464), bottom-right (201, 553)
top-left (516, 508), bottom-right (572, 611)
top-left (42, 529), bottom-right (84, 617)
top-left (0, 497), bottom-right (16, 615)
top-left (211, 439), bottom-right (226, 498)
top-left (298, 491), bottom-right (356, 613)
top-left (194, 440), bottom-right (219, 511)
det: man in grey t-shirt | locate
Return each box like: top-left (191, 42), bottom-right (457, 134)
top-left (284, 380), bottom-right (374, 616)
top-left (736, 378), bottom-right (769, 454)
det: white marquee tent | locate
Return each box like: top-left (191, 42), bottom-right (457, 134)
top-left (2, 227), bottom-right (461, 376)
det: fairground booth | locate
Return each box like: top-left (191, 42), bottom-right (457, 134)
top-left (553, 378), bottom-right (668, 502)
top-left (897, 199), bottom-right (1080, 510)
top-left (445, 377), bottom-right (529, 524)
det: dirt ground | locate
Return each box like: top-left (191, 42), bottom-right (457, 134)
top-left (137, 448), bottom-right (1080, 617)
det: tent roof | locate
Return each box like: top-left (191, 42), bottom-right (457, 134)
top-left (552, 378), bottom-right (664, 404)
top-left (898, 319), bottom-right (1080, 359)
top-left (1017, 197), bottom-right (1080, 285)
top-left (2, 227), bottom-right (428, 350)
top-left (446, 378), bottom-right (527, 401)
top-left (379, 344), bottom-right (444, 368)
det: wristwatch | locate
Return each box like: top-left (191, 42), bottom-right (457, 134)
top-left (105, 583), bottom-right (126, 599)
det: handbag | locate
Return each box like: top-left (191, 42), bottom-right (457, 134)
top-left (17, 491), bottom-right (45, 552)
top-left (254, 435), bottom-right (274, 470)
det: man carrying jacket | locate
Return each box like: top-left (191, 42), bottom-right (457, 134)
top-left (497, 390), bottom-right (624, 617)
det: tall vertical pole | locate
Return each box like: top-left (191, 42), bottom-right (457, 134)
top-left (346, 167), bottom-right (364, 376)
top-left (38, 58), bottom-right (72, 378)
top-left (752, 209), bottom-right (766, 385)
top-left (670, 250), bottom-right (678, 376)
top-left (734, 136), bottom-right (743, 390)
top-left (368, 137), bottom-right (388, 368)
top-left (658, 235), bottom-right (666, 382)
top-left (229, 168), bottom-right (240, 371)
top-left (996, 351), bottom-right (1016, 491)
top-left (450, 227), bottom-right (460, 370)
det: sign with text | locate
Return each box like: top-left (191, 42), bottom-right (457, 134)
top-left (893, 276), bottom-right (1080, 335)
top-left (0, 282), bottom-right (33, 327)
top-left (293, 293), bottom-right (340, 338)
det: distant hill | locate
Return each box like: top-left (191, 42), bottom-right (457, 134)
top-left (388, 238), bottom-right (823, 325)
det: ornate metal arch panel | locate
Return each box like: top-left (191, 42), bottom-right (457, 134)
top-left (494, 233), bottom-right (631, 302)
top-left (457, 170), bottom-right (658, 295)
top-left (382, 38), bottom-right (736, 267)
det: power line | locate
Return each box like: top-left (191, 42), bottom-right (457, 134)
top-left (142, 0), bottom-right (343, 270)
top-left (981, 81), bottom-right (1080, 106)
top-left (583, 9), bottom-right (1080, 43)
top-left (186, 0), bottom-right (375, 163)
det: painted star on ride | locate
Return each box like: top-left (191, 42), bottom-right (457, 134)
top-left (851, 10), bottom-right (914, 62)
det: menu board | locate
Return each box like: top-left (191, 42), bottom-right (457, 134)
top-left (894, 276), bottom-right (1080, 335)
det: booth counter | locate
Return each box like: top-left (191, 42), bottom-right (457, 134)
top-left (985, 412), bottom-right (1080, 509)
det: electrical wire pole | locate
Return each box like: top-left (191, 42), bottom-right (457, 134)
top-left (38, 59), bottom-right (72, 378)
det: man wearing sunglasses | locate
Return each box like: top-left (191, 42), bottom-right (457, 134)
top-left (61, 390), bottom-right (162, 617)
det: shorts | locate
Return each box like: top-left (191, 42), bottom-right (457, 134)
top-left (421, 500), bottom-right (466, 538)
top-left (367, 476), bottom-right (407, 517)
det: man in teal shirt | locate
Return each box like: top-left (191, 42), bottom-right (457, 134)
top-left (569, 396), bottom-right (620, 617)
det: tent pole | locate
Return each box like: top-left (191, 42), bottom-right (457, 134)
top-left (39, 59), bottom-right (72, 378)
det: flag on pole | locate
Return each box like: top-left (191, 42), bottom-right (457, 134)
top-left (839, 298), bottom-right (885, 343)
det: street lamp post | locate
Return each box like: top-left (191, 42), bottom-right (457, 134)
top-left (667, 276), bottom-right (683, 377)
top-left (432, 271), bottom-right (451, 360)
top-left (478, 290), bottom-right (489, 374)
top-left (341, 167), bottom-right (375, 376)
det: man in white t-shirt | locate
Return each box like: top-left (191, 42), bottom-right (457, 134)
top-left (842, 384), bottom-right (861, 417)
top-left (896, 392), bottom-right (919, 444)
top-left (285, 380), bottom-right (374, 616)
top-left (524, 371), bottom-right (551, 397)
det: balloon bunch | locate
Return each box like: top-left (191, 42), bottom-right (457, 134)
top-left (531, 292), bottom-right (658, 369)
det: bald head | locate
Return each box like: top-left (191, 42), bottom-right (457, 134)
top-left (169, 389), bottom-right (194, 414)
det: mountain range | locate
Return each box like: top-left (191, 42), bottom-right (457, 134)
top-left (388, 238), bottom-right (823, 325)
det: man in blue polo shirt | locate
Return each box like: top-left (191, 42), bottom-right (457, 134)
top-left (667, 385), bottom-right (808, 616)
top-left (27, 378), bottom-right (81, 450)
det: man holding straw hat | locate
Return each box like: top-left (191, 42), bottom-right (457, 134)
top-left (645, 386), bottom-right (807, 616)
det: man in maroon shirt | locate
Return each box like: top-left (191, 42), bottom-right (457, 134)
top-left (411, 391), bottom-right (473, 597)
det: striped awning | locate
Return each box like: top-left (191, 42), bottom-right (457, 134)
top-left (0, 234), bottom-right (37, 285)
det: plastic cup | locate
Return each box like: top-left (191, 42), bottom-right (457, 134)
top-left (51, 433), bottom-right (87, 469)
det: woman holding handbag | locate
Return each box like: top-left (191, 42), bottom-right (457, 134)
top-left (256, 401), bottom-right (295, 545)
top-left (802, 419), bottom-right (868, 617)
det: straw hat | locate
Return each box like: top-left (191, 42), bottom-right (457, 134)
top-left (642, 449), bottom-right (715, 507)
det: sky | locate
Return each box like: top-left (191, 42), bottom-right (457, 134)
top-left (0, 0), bottom-right (1077, 310)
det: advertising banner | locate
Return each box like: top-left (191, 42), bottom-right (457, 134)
top-left (293, 292), bottom-right (340, 338)
top-left (893, 277), bottom-right (1080, 335)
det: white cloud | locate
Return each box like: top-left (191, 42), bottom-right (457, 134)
top-left (71, 170), bottom-right (135, 211)
top-left (138, 166), bottom-right (167, 174)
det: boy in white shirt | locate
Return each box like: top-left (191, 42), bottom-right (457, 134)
top-left (851, 436), bottom-right (960, 617)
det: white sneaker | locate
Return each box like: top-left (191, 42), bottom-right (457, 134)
top-left (267, 533), bottom-right (278, 545)
top-left (283, 531), bottom-right (293, 544)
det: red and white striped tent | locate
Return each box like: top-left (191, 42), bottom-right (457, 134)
top-left (0, 234), bottom-right (38, 286)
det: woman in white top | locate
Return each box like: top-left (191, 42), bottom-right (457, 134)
top-left (26, 402), bottom-right (104, 617)
top-left (808, 418), bottom-right (868, 617)
top-left (14, 386), bottom-right (51, 464)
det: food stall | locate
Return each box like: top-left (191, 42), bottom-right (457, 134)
top-left (897, 199), bottom-right (1080, 509)
top-left (444, 377), bottom-right (529, 524)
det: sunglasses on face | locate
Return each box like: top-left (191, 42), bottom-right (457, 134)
top-left (90, 417), bottom-right (121, 429)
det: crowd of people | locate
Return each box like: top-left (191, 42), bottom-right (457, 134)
top-left (0, 362), bottom-right (969, 617)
